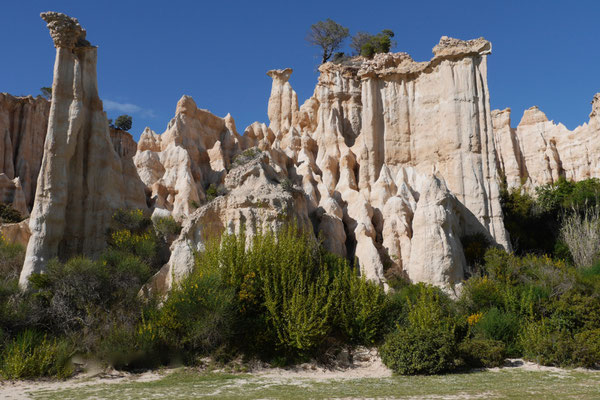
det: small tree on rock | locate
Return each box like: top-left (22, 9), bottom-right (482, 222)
top-left (352, 30), bottom-right (396, 59)
top-left (40, 87), bottom-right (52, 100)
top-left (306, 19), bottom-right (349, 64)
top-left (114, 115), bottom-right (132, 131)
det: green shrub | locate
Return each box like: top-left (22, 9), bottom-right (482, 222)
top-left (519, 319), bottom-right (575, 367)
top-left (458, 276), bottom-right (504, 314)
top-left (459, 337), bottom-right (506, 368)
top-left (111, 209), bottom-right (151, 233)
top-left (572, 329), bottom-right (600, 368)
top-left (472, 308), bottom-right (520, 355)
top-left (232, 148), bottom-right (261, 168)
top-left (331, 265), bottom-right (387, 345)
top-left (0, 330), bottom-right (73, 379)
top-left (0, 203), bottom-right (23, 223)
top-left (153, 216), bottom-right (181, 241)
top-left (380, 286), bottom-right (458, 375)
top-left (143, 269), bottom-right (236, 360)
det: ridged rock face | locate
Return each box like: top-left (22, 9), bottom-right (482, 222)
top-left (19, 12), bottom-right (147, 287)
top-left (134, 96), bottom-right (242, 217)
top-left (493, 94), bottom-right (600, 189)
top-left (145, 36), bottom-right (510, 291)
top-left (0, 94), bottom-right (50, 212)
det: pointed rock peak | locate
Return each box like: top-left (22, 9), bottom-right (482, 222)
top-left (224, 113), bottom-right (238, 135)
top-left (41, 12), bottom-right (90, 48)
top-left (175, 95), bottom-right (198, 116)
top-left (266, 68), bottom-right (293, 82)
top-left (432, 36), bottom-right (491, 58)
top-left (492, 108), bottom-right (512, 129)
top-left (518, 106), bottom-right (549, 126)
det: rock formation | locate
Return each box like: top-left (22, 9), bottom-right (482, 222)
top-left (0, 94), bottom-right (50, 212)
top-left (7, 12), bottom-right (513, 292)
top-left (147, 150), bottom-right (311, 294)
top-left (142, 36), bottom-right (511, 292)
top-left (19, 12), bottom-right (147, 287)
top-left (493, 94), bottom-right (600, 189)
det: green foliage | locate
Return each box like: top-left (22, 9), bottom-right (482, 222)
top-left (40, 86), bottom-right (52, 100)
top-left (458, 337), bottom-right (506, 368)
top-left (357, 30), bottom-right (395, 58)
top-left (232, 148), bottom-right (261, 168)
top-left (331, 267), bottom-right (387, 345)
top-left (153, 216), bottom-right (182, 241)
top-left (0, 202), bottom-right (24, 223)
top-left (380, 286), bottom-right (458, 375)
top-left (501, 178), bottom-right (600, 256)
top-left (204, 184), bottom-right (225, 202)
top-left (306, 19), bottom-right (350, 63)
top-left (145, 269), bottom-right (237, 359)
top-left (114, 114), bottom-right (133, 131)
top-left (0, 330), bottom-right (73, 379)
top-left (472, 308), bottom-right (520, 355)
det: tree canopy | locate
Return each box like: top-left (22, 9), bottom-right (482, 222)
top-left (306, 19), bottom-right (349, 64)
top-left (114, 115), bottom-right (132, 131)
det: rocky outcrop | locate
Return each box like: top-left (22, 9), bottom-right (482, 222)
top-left (493, 94), bottom-right (600, 189)
top-left (147, 150), bottom-right (311, 294)
top-left (19, 12), bottom-right (147, 287)
top-left (0, 94), bottom-right (50, 211)
top-left (145, 36), bottom-right (510, 292)
top-left (0, 219), bottom-right (31, 247)
top-left (134, 96), bottom-right (242, 217)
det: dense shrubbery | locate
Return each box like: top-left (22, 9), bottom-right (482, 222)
top-left (2, 176), bottom-right (600, 379)
top-left (501, 177), bottom-right (600, 257)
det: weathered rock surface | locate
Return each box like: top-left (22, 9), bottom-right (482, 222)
top-left (0, 219), bottom-right (31, 247)
top-left (147, 151), bottom-right (311, 294)
top-left (0, 93), bottom-right (50, 210)
top-left (145, 36), bottom-right (510, 292)
top-left (19, 12), bottom-right (147, 287)
top-left (134, 96), bottom-right (242, 217)
top-left (493, 94), bottom-right (600, 189)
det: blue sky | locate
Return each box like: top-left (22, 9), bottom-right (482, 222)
top-left (2, 1), bottom-right (599, 140)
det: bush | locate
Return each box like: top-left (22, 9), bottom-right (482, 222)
top-left (472, 308), bottom-right (520, 355)
top-left (461, 233), bottom-right (492, 270)
top-left (572, 329), bottom-right (600, 368)
top-left (380, 286), bottom-right (458, 375)
top-left (0, 203), bottom-right (23, 223)
top-left (331, 265), bottom-right (387, 345)
top-left (519, 319), bottom-right (575, 367)
top-left (560, 207), bottom-right (600, 268)
top-left (153, 216), bottom-right (181, 241)
top-left (231, 148), bottom-right (261, 168)
top-left (458, 276), bottom-right (504, 314)
top-left (145, 269), bottom-right (237, 360)
top-left (0, 330), bottom-right (73, 379)
top-left (459, 337), bottom-right (506, 368)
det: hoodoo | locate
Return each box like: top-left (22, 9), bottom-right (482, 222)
top-left (19, 12), bottom-right (146, 287)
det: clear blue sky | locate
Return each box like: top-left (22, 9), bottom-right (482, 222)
top-left (2, 1), bottom-right (599, 140)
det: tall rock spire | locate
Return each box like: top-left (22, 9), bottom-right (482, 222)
top-left (19, 12), bottom-right (146, 287)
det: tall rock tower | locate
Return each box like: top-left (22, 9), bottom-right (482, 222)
top-left (19, 12), bottom-right (146, 287)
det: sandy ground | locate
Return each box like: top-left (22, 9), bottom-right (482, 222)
top-left (0, 352), bottom-right (598, 400)
top-left (0, 369), bottom-right (166, 400)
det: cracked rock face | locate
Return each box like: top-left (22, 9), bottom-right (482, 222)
top-left (492, 93), bottom-right (600, 190)
top-left (18, 13), bottom-right (147, 287)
